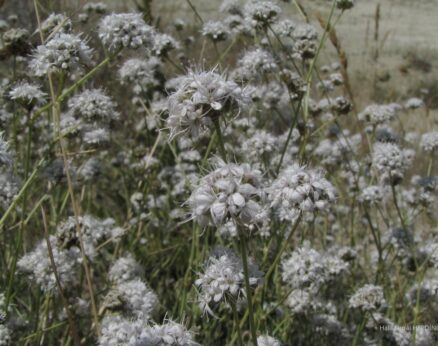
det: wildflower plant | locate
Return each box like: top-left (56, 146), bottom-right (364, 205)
top-left (0, 1), bottom-right (437, 346)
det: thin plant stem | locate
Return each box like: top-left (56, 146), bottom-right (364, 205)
top-left (239, 236), bottom-right (258, 346)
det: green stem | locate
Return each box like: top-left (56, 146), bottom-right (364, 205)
top-left (213, 118), bottom-right (227, 162)
top-left (239, 237), bottom-right (258, 346)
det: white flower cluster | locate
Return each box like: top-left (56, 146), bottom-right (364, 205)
top-left (17, 236), bottom-right (80, 291)
top-left (195, 248), bottom-right (262, 315)
top-left (151, 33), bottom-right (178, 57)
top-left (56, 214), bottom-right (124, 260)
top-left (108, 254), bottom-right (144, 284)
top-left (241, 129), bottom-right (278, 161)
top-left (359, 185), bottom-right (386, 204)
top-left (202, 21), bottom-right (229, 42)
top-left (371, 142), bottom-right (412, 184)
top-left (39, 13), bottom-right (72, 36)
top-left (268, 164), bottom-right (336, 221)
top-left (8, 81), bottom-right (46, 107)
top-left (29, 33), bottom-right (93, 76)
top-left (358, 104), bottom-right (397, 125)
top-left (98, 13), bottom-right (154, 51)
top-left (64, 88), bottom-right (119, 145)
top-left (281, 242), bottom-right (348, 290)
top-left (166, 69), bottom-right (250, 140)
top-left (99, 317), bottom-right (198, 346)
top-left (420, 131), bottom-right (438, 153)
top-left (234, 48), bottom-right (278, 80)
top-left (349, 284), bottom-right (386, 312)
top-left (188, 160), bottom-right (265, 227)
top-left (0, 133), bottom-right (11, 167)
top-left (257, 335), bottom-right (282, 346)
top-left (244, 1), bottom-right (281, 28)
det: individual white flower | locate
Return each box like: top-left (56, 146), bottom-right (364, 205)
top-left (8, 81), bottom-right (47, 107)
top-left (268, 164), bottom-right (336, 221)
top-left (29, 33), bottom-right (93, 76)
top-left (202, 21), bottom-right (229, 42)
top-left (420, 131), bottom-right (438, 153)
top-left (166, 69), bottom-right (250, 140)
top-left (187, 159), bottom-right (265, 227)
top-left (349, 284), bottom-right (386, 312)
top-left (98, 13), bottom-right (154, 50)
top-left (244, 1), bottom-right (281, 28)
top-left (358, 104), bottom-right (397, 125)
top-left (257, 335), bottom-right (281, 346)
top-left (195, 248), bottom-right (262, 315)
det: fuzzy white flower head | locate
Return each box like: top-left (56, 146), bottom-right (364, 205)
top-left (202, 21), bottom-right (229, 42)
top-left (282, 242), bottom-right (327, 290)
top-left (359, 185), bottom-right (385, 204)
top-left (99, 316), bottom-right (144, 346)
top-left (40, 13), bottom-right (72, 35)
top-left (166, 69), bottom-right (250, 140)
top-left (98, 13), bottom-right (154, 51)
top-left (241, 129), bottom-right (278, 160)
top-left (188, 159), bottom-right (265, 227)
top-left (138, 319), bottom-right (199, 346)
top-left (404, 97), bottom-right (424, 109)
top-left (116, 278), bottom-right (159, 319)
top-left (358, 104), bottom-right (397, 125)
top-left (68, 88), bottom-right (119, 122)
top-left (235, 48), bottom-right (277, 80)
top-left (8, 81), bottom-right (47, 107)
top-left (349, 284), bottom-right (386, 312)
top-left (17, 236), bottom-right (80, 292)
top-left (372, 142), bottom-right (409, 184)
top-left (29, 33), bottom-right (93, 76)
top-left (244, 1), bottom-right (281, 28)
top-left (151, 32), bottom-right (178, 57)
top-left (109, 254), bottom-right (144, 284)
top-left (268, 164), bottom-right (336, 221)
top-left (257, 335), bottom-right (281, 346)
top-left (420, 131), bottom-right (438, 153)
top-left (118, 57), bottom-right (161, 94)
top-left (0, 133), bottom-right (11, 167)
top-left (195, 248), bottom-right (262, 315)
